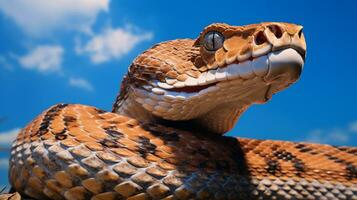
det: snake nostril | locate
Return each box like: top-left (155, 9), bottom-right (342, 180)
top-left (255, 31), bottom-right (267, 45)
top-left (298, 29), bottom-right (303, 38)
top-left (268, 25), bottom-right (283, 39)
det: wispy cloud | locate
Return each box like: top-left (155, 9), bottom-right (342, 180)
top-left (0, 128), bottom-right (20, 146)
top-left (348, 121), bottom-right (357, 132)
top-left (0, 0), bottom-right (151, 96)
top-left (18, 45), bottom-right (64, 73)
top-left (304, 121), bottom-right (357, 145)
top-left (76, 26), bottom-right (153, 64)
top-left (69, 77), bottom-right (94, 92)
top-left (0, 0), bottom-right (109, 37)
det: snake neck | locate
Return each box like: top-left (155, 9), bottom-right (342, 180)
top-left (113, 90), bottom-right (248, 133)
top-left (114, 91), bottom-right (156, 123)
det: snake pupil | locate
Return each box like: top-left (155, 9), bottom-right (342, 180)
top-left (204, 31), bottom-right (224, 51)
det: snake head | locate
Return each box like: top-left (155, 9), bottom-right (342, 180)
top-left (114, 22), bottom-right (306, 134)
top-left (194, 22), bottom-right (306, 82)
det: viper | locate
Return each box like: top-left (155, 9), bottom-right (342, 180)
top-left (4, 22), bottom-right (357, 200)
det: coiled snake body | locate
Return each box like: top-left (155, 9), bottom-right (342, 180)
top-left (6, 23), bottom-right (357, 200)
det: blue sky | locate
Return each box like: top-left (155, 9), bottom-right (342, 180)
top-left (0, 0), bottom-right (357, 186)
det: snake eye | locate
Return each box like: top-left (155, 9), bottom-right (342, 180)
top-left (203, 31), bottom-right (224, 51)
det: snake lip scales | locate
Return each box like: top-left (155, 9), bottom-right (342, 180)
top-left (7, 22), bottom-right (357, 200)
top-left (164, 47), bottom-right (304, 94)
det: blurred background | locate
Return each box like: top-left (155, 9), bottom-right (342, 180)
top-left (0, 0), bottom-right (357, 187)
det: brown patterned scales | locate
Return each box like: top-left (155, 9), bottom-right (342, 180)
top-left (6, 22), bottom-right (357, 200)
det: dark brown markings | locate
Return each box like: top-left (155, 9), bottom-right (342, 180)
top-left (126, 124), bottom-right (135, 128)
top-left (295, 143), bottom-right (320, 155)
top-left (299, 147), bottom-right (313, 153)
top-left (63, 116), bottom-right (76, 124)
top-left (295, 143), bottom-right (306, 149)
top-left (100, 138), bottom-right (122, 148)
top-left (108, 120), bottom-right (120, 124)
top-left (266, 159), bottom-right (281, 174)
top-left (346, 164), bottom-right (357, 180)
top-left (254, 144), bottom-right (283, 175)
top-left (299, 144), bottom-right (357, 180)
top-left (63, 116), bottom-right (76, 122)
top-left (95, 108), bottom-right (106, 114)
top-left (324, 153), bottom-right (357, 179)
top-left (55, 133), bottom-right (67, 140)
top-left (34, 103), bottom-right (68, 137)
top-left (326, 154), bottom-right (342, 163)
top-left (273, 150), bottom-right (306, 174)
top-left (274, 150), bottom-right (294, 161)
top-left (334, 146), bottom-right (357, 156)
top-left (142, 123), bottom-right (180, 143)
top-left (103, 127), bottom-right (124, 140)
top-left (137, 136), bottom-right (157, 157)
top-left (346, 148), bottom-right (357, 155)
top-left (295, 144), bottom-right (314, 153)
top-left (259, 147), bottom-right (306, 175)
top-left (55, 128), bottom-right (67, 140)
top-left (309, 151), bottom-right (319, 155)
top-left (293, 160), bottom-right (306, 174)
top-left (63, 115), bottom-right (78, 128)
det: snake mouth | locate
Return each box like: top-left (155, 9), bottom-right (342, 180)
top-left (167, 82), bottom-right (218, 93)
top-left (165, 48), bottom-right (304, 94)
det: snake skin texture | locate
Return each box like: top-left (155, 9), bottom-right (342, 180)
top-left (4, 22), bottom-right (357, 200)
top-left (8, 104), bottom-right (357, 200)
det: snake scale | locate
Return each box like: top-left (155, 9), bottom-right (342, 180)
top-left (4, 22), bottom-right (357, 200)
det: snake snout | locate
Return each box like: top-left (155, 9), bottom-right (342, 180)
top-left (264, 48), bottom-right (304, 83)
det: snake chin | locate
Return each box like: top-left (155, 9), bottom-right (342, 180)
top-left (262, 48), bottom-right (304, 100)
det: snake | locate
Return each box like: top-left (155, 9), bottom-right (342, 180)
top-left (5, 22), bottom-right (357, 200)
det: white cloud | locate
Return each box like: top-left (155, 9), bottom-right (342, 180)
top-left (304, 121), bottom-right (357, 145)
top-left (76, 26), bottom-right (153, 64)
top-left (0, 0), bottom-right (109, 36)
top-left (0, 128), bottom-right (20, 145)
top-left (18, 45), bottom-right (64, 73)
top-left (69, 77), bottom-right (94, 91)
top-left (305, 129), bottom-right (348, 144)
